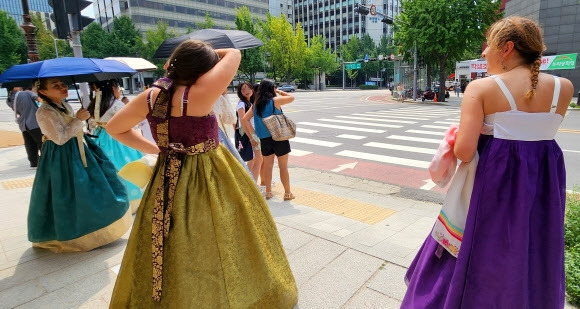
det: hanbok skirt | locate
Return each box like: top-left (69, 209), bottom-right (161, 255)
top-left (402, 135), bottom-right (566, 308)
top-left (110, 145), bottom-right (297, 308)
top-left (27, 135), bottom-right (132, 252)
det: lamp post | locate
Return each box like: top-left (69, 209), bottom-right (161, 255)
top-left (20, 0), bottom-right (39, 63)
top-left (51, 35), bottom-right (59, 58)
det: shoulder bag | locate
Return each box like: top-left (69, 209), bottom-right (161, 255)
top-left (262, 101), bottom-right (296, 141)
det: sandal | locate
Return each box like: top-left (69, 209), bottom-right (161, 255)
top-left (265, 192), bottom-right (274, 200)
top-left (283, 192), bottom-right (295, 201)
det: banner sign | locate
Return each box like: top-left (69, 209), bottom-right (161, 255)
top-left (467, 53), bottom-right (577, 73)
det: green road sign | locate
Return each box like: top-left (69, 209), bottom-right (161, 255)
top-left (345, 63), bottom-right (362, 70)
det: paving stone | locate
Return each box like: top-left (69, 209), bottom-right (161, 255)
top-left (298, 249), bottom-right (383, 309)
top-left (287, 237), bottom-right (346, 287)
top-left (0, 226), bottom-right (27, 241)
top-left (284, 209), bottom-right (336, 226)
top-left (372, 240), bottom-right (414, 258)
top-left (1, 234), bottom-right (31, 252)
top-left (344, 288), bottom-right (402, 309)
top-left (367, 263), bottom-right (409, 301)
top-left (277, 227), bottom-right (316, 254)
top-left (0, 279), bottom-right (46, 308)
top-left (339, 226), bottom-right (397, 247)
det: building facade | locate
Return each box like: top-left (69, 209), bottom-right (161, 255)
top-left (292, 0), bottom-right (401, 53)
top-left (270, 0), bottom-right (293, 20)
top-left (1, 0), bottom-right (54, 32)
top-left (93, 0), bottom-right (269, 34)
top-left (503, 0), bottom-right (580, 93)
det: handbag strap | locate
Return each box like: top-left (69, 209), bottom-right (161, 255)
top-left (271, 99), bottom-right (282, 115)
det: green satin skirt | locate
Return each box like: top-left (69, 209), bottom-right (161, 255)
top-left (27, 136), bottom-right (131, 252)
top-left (110, 145), bottom-right (298, 308)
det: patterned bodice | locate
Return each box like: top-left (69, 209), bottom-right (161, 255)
top-left (146, 113), bottom-right (219, 154)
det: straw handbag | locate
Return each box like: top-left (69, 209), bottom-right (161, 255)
top-left (262, 103), bottom-right (296, 141)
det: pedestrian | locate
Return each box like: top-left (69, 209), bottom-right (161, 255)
top-left (9, 86), bottom-right (43, 169)
top-left (28, 77), bottom-right (131, 252)
top-left (237, 81), bottom-right (263, 181)
top-left (402, 16), bottom-right (574, 308)
top-left (242, 79), bottom-right (295, 201)
top-left (397, 82), bottom-right (405, 102)
top-left (87, 79), bottom-right (144, 212)
top-left (106, 40), bottom-right (297, 307)
top-left (454, 79), bottom-right (461, 97)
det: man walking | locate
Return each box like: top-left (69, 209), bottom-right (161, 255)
top-left (9, 87), bottom-right (43, 169)
top-left (454, 80), bottom-right (461, 97)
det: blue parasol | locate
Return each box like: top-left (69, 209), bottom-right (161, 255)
top-left (0, 57), bottom-right (137, 88)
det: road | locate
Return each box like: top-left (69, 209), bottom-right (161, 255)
top-left (1, 89), bottom-right (579, 199)
top-left (237, 90), bottom-right (580, 199)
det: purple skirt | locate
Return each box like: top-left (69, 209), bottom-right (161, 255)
top-left (402, 134), bottom-right (566, 308)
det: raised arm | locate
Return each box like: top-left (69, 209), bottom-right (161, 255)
top-left (106, 90), bottom-right (160, 154)
top-left (36, 106), bottom-right (85, 145)
top-left (187, 49), bottom-right (241, 116)
top-left (273, 89), bottom-right (294, 109)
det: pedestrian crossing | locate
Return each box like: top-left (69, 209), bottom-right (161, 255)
top-left (290, 106), bottom-right (461, 169)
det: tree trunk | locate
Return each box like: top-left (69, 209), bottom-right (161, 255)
top-left (438, 56), bottom-right (447, 102)
top-left (426, 63), bottom-right (432, 90)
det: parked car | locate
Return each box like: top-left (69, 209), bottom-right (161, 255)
top-left (278, 84), bottom-right (295, 92)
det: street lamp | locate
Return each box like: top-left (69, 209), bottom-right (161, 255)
top-left (20, 0), bottom-right (39, 63)
top-left (50, 33), bottom-right (59, 57)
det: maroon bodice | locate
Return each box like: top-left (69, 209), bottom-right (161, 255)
top-left (146, 114), bottom-right (219, 154)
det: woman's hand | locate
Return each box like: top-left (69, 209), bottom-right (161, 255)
top-left (75, 108), bottom-right (90, 121)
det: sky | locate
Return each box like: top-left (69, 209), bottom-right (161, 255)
top-left (82, 4), bottom-right (95, 19)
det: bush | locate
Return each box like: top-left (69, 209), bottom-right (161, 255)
top-left (565, 190), bottom-right (580, 305)
top-left (571, 102), bottom-right (577, 108)
top-left (359, 85), bottom-right (379, 90)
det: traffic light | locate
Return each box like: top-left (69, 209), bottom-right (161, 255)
top-left (48, 0), bottom-right (69, 39)
top-left (354, 4), bottom-right (370, 15)
top-left (66, 0), bottom-right (94, 31)
top-left (381, 16), bottom-right (393, 24)
top-left (47, 0), bottom-right (94, 39)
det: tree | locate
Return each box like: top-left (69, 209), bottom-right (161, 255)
top-left (0, 10), bottom-right (26, 72)
top-left (110, 16), bottom-right (141, 56)
top-left (309, 35), bottom-right (338, 90)
top-left (235, 6), bottom-right (264, 84)
top-left (261, 14), bottom-right (304, 83)
top-left (394, 0), bottom-right (500, 101)
top-left (197, 13), bottom-right (215, 29)
top-left (30, 13), bottom-right (72, 59)
top-left (80, 22), bottom-right (113, 58)
top-left (136, 21), bottom-right (177, 78)
top-left (340, 35), bottom-right (360, 87)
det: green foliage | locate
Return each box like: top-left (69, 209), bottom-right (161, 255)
top-left (394, 0), bottom-right (500, 101)
top-left (235, 6), bottom-right (264, 84)
top-left (197, 13), bottom-right (215, 29)
top-left (0, 10), bottom-right (27, 73)
top-left (570, 102), bottom-right (577, 108)
top-left (30, 13), bottom-right (72, 59)
top-left (110, 16), bottom-right (141, 56)
top-left (136, 21), bottom-right (177, 78)
top-left (80, 23), bottom-right (112, 58)
top-left (565, 191), bottom-right (580, 305)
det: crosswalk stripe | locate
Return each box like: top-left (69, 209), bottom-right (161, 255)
top-left (374, 111), bottom-right (442, 117)
top-left (359, 113), bottom-right (427, 121)
top-left (421, 125), bottom-right (449, 130)
top-left (298, 122), bottom-right (386, 133)
top-left (383, 109), bottom-right (460, 116)
top-left (290, 149), bottom-right (313, 156)
top-left (336, 150), bottom-right (430, 169)
top-left (296, 128), bottom-right (319, 134)
top-left (319, 118), bottom-right (403, 128)
top-left (337, 134), bottom-right (366, 140)
top-left (292, 137), bottom-right (341, 147)
top-left (387, 135), bottom-right (442, 144)
top-left (364, 142), bottom-right (436, 154)
top-left (446, 118), bottom-right (460, 121)
top-left (434, 121), bottom-right (459, 125)
top-left (336, 114), bottom-right (416, 124)
top-left (406, 129), bottom-right (446, 136)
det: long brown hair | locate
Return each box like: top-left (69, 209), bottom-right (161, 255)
top-left (166, 40), bottom-right (220, 86)
top-left (486, 16), bottom-right (546, 99)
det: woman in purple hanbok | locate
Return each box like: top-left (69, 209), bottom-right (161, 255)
top-left (402, 16), bottom-right (575, 308)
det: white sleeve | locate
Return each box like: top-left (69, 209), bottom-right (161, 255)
top-left (37, 105), bottom-right (84, 145)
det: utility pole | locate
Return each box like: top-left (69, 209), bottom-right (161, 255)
top-left (413, 41), bottom-right (418, 101)
top-left (20, 0), bottom-right (39, 63)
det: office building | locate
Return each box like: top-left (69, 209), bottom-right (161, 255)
top-left (1, 0), bottom-right (54, 31)
top-left (270, 0), bottom-right (293, 20)
top-left (93, 0), bottom-right (269, 34)
top-left (292, 0), bottom-right (401, 52)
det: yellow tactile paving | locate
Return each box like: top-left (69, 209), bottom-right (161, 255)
top-left (272, 185), bottom-right (396, 225)
top-left (1, 178), bottom-right (35, 190)
top-left (0, 130), bottom-right (24, 148)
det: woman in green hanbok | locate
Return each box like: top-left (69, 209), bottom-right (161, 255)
top-left (27, 78), bottom-right (132, 252)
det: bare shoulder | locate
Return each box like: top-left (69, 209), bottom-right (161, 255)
top-left (464, 76), bottom-right (495, 96)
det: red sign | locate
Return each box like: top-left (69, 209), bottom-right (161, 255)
top-left (370, 5), bottom-right (377, 16)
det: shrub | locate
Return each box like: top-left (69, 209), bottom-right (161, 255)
top-left (565, 190), bottom-right (580, 305)
top-left (359, 85), bottom-right (379, 90)
top-left (570, 102), bottom-right (577, 108)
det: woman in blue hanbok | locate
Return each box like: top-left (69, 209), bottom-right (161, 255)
top-left (88, 79), bottom-right (143, 212)
top-left (28, 78), bottom-right (131, 252)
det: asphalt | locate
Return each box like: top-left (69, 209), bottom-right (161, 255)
top-left (0, 95), bottom-right (577, 309)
